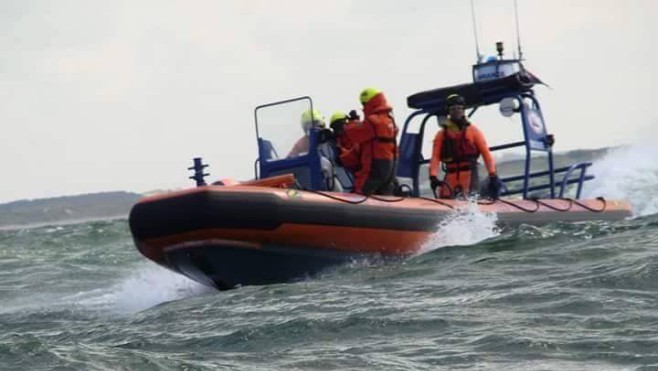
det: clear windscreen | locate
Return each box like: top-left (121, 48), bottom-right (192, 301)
top-left (255, 97), bottom-right (314, 161)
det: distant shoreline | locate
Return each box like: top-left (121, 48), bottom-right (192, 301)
top-left (0, 191), bottom-right (141, 229)
top-left (0, 214), bottom-right (128, 231)
top-left (0, 147), bottom-right (615, 229)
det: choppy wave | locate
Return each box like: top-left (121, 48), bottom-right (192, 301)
top-left (0, 144), bottom-right (657, 370)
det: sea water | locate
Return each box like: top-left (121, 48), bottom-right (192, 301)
top-left (0, 145), bottom-right (657, 370)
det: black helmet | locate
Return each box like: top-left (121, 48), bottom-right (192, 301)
top-left (446, 94), bottom-right (466, 108)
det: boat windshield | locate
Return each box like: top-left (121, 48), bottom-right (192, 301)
top-left (255, 97), bottom-right (316, 161)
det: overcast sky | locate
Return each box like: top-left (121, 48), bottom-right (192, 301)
top-left (1, 0), bottom-right (656, 203)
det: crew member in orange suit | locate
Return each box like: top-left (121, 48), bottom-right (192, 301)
top-left (429, 94), bottom-right (500, 199)
top-left (329, 111), bottom-right (361, 174)
top-left (345, 88), bottom-right (398, 195)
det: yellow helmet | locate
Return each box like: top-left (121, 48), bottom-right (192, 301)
top-left (329, 112), bottom-right (348, 125)
top-left (301, 109), bottom-right (325, 132)
top-left (359, 87), bottom-right (381, 105)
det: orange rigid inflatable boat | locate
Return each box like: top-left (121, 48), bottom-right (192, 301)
top-left (129, 177), bottom-right (631, 289)
top-left (129, 46), bottom-right (633, 289)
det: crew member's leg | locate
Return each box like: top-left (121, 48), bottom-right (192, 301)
top-left (362, 159), bottom-right (395, 195)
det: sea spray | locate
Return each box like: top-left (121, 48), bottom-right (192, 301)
top-left (108, 263), bottom-right (212, 314)
top-left (583, 144), bottom-right (658, 217)
top-left (418, 200), bottom-right (499, 254)
top-left (62, 262), bottom-right (212, 315)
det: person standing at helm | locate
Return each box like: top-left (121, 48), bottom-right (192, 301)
top-left (429, 94), bottom-right (499, 199)
top-left (287, 109), bottom-right (326, 158)
top-left (346, 88), bottom-right (398, 195)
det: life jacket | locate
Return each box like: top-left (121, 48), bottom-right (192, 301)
top-left (343, 93), bottom-right (397, 193)
top-left (362, 93), bottom-right (397, 161)
top-left (441, 123), bottom-right (479, 172)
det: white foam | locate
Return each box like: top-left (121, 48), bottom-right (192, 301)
top-left (67, 262), bottom-right (212, 315)
top-left (418, 201), bottom-right (500, 254)
top-left (582, 144), bottom-right (658, 217)
top-left (111, 263), bottom-right (212, 314)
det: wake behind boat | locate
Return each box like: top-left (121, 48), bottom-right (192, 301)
top-left (129, 42), bottom-right (632, 290)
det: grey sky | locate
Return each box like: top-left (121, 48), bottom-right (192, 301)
top-left (1, 0), bottom-right (656, 203)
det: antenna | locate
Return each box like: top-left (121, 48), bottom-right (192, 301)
top-left (470, 0), bottom-right (482, 62)
top-left (514, 0), bottom-right (523, 60)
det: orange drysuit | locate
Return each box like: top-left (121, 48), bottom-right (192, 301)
top-left (429, 120), bottom-right (496, 198)
top-left (336, 119), bottom-right (361, 173)
top-left (344, 93), bottom-right (398, 195)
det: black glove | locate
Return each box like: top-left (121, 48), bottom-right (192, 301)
top-left (488, 174), bottom-right (501, 199)
top-left (348, 110), bottom-right (360, 121)
top-left (430, 175), bottom-right (441, 191)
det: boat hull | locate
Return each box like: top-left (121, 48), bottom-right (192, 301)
top-left (129, 185), bottom-right (632, 289)
top-left (161, 241), bottom-right (380, 289)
